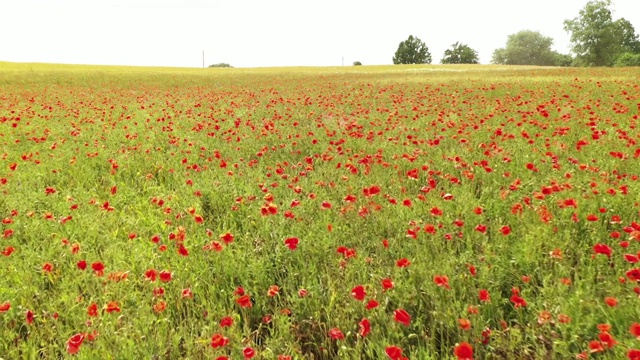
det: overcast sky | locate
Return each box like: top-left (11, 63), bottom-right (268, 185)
top-left (1, 0), bottom-right (639, 68)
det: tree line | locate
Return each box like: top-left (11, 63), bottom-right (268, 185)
top-left (389, 0), bottom-right (640, 67)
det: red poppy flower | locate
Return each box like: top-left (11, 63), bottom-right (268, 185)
top-left (220, 316), bottom-right (233, 327)
top-left (236, 295), bottom-right (252, 308)
top-left (434, 275), bottom-right (451, 290)
top-left (628, 349), bottom-right (640, 360)
top-left (394, 309), bottom-right (411, 326)
top-left (67, 333), bottom-right (85, 354)
top-left (478, 289), bottom-right (490, 302)
top-left (220, 232), bottom-right (234, 244)
top-left (630, 323), bottom-right (640, 339)
top-left (594, 243), bottom-right (613, 258)
top-left (145, 269), bottom-right (158, 281)
top-left (359, 318), bottom-right (370, 337)
top-left (153, 301), bottom-right (167, 313)
top-left (454, 342), bottom-right (474, 360)
top-left (210, 333), bottom-right (229, 348)
top-left (381, 278), bottom-right (394, 291)
top-left (42, 263), bottom-right (54, 273)
top-left (159, 270), bottom-right (172, 282)
top-left (510, 294), bottom-right (527, 308)
top-left (87, 303), bottom-right (98, 317)
top-left (328, 327), bottom-right (344, 340)
top-left (458, 318), bottom-right (471, 330)
top-left (396, 258), bottom-right (411, 268)
top-left (385, 345), bottom-right (407, 360)
top-left (605, 297), bottom-right (618, 307)
top-left (91, 262), bottom-right (105, 276)
top-left (243, 347), bottom-right (256, 359)
top-left (350, 285), bottom-right (367, 301)
top-left (267, 285), bottom-right (280, 297)
top-left (104, 301), bottom-right (121, 313)
top-left (284, 237), bottom-right (299, 250)
top-left (365, 299), bottom-right (379, 310)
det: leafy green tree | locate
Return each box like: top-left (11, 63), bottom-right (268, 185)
top-left (441, 42), bottom-right (479, 64)
top-left (552, 52), bottom-right (574, 67)
top-left (353, 61), bottom-right (362, 66)
top-left (393, 35), bottom-right (432, 64)
top-left (614, 53), bottom-right (640, 67)
top-left (563, 0), bottom-right (640, 66)
top-left (491, 30), bottom-right (557, 66)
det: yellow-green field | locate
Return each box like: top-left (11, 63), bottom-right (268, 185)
top-left (1, 61), bottom-right (640, 359)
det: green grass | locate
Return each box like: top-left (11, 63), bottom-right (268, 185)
top-left (0, 61), bottom-right (639, 359)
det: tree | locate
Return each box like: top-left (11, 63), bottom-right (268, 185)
top-left (614, 53), bottom-right (640, 67)
top-left (552, 52), bottom-right (574, 67)
top-left (353, 61), bottom-right (362, 66)
top-left (441, 42), bottom-right (479, 64)
top-left (564, 0), bottom-right (640, 66)
top-left (393, 35), bottom-right (432, 64)
top-left (491, 30), bottom-right (557, 66)
top-left (209, 63), bottom-right (233, 68)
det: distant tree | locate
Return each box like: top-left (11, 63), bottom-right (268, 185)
top-left (353, 61), bottom-right (362, 66)
top-left (552, 52), bottom-right (575, 67)
top-left (393, 35), bottom-right (432, 64)
top-left (564, 0), bottom-right (640, 66)
top-left (491, 30), bottom-right (557, 66)
top-left (614, 53), bottom-right (640, 67)
top-left (441, 42), bottom-right (479, 64)
top-left (208, 63), bottom-right (233, 68)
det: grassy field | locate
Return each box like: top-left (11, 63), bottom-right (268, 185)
top-left (1, 61), bottom-right (640, 359)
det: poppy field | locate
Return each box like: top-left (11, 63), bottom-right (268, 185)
top-left (1, 62), bottom-right (640, 359)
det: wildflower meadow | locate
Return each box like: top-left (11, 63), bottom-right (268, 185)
top-left (1, 62), bottom-right (640, 359)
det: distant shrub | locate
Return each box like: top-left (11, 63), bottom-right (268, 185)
top-left (208, 63), bottom-right (233, 68)
top-left (353, 61), bottom-right (362, 66)
top-left (614, 53), bottom-right (640, 67)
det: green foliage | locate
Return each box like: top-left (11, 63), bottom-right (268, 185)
top-left (392, 35), bottom-right (432, 64)
top-left (208, 63), bottom-right (233, 68)
top-left (614, 52), bottom-right (640, 66)
top-left (552, 51), bottom-right (575, 67)
top-left (564, 0), bottom-right (640, 66)
top-left (353, 61), bottom-right (362, 66)
top-left (491, 30), bottom-right (557, 66)
top-left (441, 42), bottom-right (479, 64)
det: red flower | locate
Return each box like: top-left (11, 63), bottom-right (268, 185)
top-left (91, 262), bottom-right (105, 276)
top-left (628, 349), bottom-right (640, 360)
top-left (77, 260), bottom-right (87, 270)
top-left (458, 318), bottom-right (471, 330)
top-left (267, 285), bottom-right (280, 297)
top-left (210, 333), bottom-right (229, 348)
top-left (510, 294), bottom-right (527, 308)
top-left (328, 327), bottom-right (344, 340)
top-left (381, 278), bottom-right (394, 291)
top-left (25, 310), bottom-right (34, 325)
top-left (153, 301), bottom-right (167, 313)
top-left (66, 333), bottom-right (85, 355)
top-left (394, 308), bottom-right (411, 326)
top-left (145, 269), bottom-right (158, 281)
top-left (434, 275), bottom-right (451, 290)
top-left (181, 288), bottom-right (193, 299)
top-left (385, 345), bottom-right (407, 360)
top-left (220, 232), bottom-right (234, 244)
top-left (0, 301), bottom-right (11, 313)
top-left (365, 299), bottom-right (379, 310)
top-left (359, 318), bottom-right (371, 337)
top-left (351, 285), bottom-right (366, 301)
top-left (42, 263), bottom-right (54, 273)
top-left (220, 316), bottom-right (233, 327)
top-left (236, 294), bottom-right (252, 308)
top-left (87, 303), bottom-right (98, 317)
top-left (284, 237), bottom-right (299, 250)
top-left (396, 258), bottom-right (411, 268)
top-left (159, 270), bottom-right (172, 282)
top-left (454, 342), bottom-right (474, 360)
top-left (105, 301), bottom-right (121, 313)
top-left (630, 322), bottom-right (640, 339)
top-left (604, 297), bottom-right (618, 307)
top-left (479, 289), bottom-right (490, 302)
top-left (594, 243), bottom-right (613, 258)
top-left (243, 347), bottom-right (256, 359)
top-left (626, 268), bottom-right (640, 281)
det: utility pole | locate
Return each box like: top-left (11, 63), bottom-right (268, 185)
top-left (342, 56), bottom-right (344, 66)
top-left (202, 50), bottom-right (205, 68)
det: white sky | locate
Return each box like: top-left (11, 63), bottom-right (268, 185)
top-left (1, 0), bottom-right (639, 68)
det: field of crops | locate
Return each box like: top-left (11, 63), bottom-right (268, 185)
top-left (1, 62), bottom-right (640, 359)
